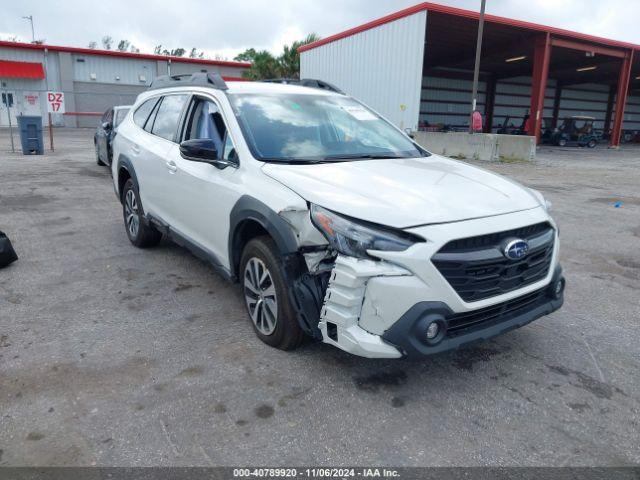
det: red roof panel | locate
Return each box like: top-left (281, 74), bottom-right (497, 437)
top-left (0, 59), bottom-right (45, 79)
top-left (299, 2), bottom-right (640, 53)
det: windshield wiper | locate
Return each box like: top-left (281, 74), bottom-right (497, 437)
top-left (321, 154), bottom-right (408, 161)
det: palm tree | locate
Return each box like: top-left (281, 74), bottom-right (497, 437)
top-left (235, 33), bottom-right (321, 80)
top-left (241, 50), bottom-right (281, 80)
top-left (279, 33), bottom-right (320, 79)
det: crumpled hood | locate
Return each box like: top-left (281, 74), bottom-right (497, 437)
top-left (262, 154), bottom-right (541, 229)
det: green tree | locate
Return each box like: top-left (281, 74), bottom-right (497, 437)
top-left (278, 33), bottom-right (320, 78)
top-left (117, 39), bottom-right (130, 52)
top-left (234, 48), bottom-right (258, 63)
top-left (241, 50), bottom-right (281, 80)
top-left (88, 41), bottom-right (97, 49)
top-left (236, 34), bottom-right (321, 80)
top-left (170, 48), bottom-right (186, 57)
top-left (102, 35), bottom-right (113, 50)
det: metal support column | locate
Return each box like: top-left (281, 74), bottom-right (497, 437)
top-left (469, 0), bottom-right (486, 133)
top-left (603, 84), bottom-right (616, 136)
top-left (551, 82), bottom-right (562, 129)
top-left (483, 76), bottom-right (496, 133)
top-left (530, 33), bottom-right (552, 144)
top-left (610, 50), bottom-right (633, 148)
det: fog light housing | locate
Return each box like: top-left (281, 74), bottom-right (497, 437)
top-left (552, 278), bottom-right (565, 299)
top-left (426, 321), bottom-right (440, 340)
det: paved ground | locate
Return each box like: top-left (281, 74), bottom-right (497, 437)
top-left (0, 128), bottom-right (639, 467)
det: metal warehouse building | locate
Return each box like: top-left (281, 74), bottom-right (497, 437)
top-left (0, 41), bottom-right (250, 128)
top-left (300, 2), bottom-right (640, 147)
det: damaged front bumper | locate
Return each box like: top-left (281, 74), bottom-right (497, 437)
top-left (315, 256), bottom-right (564, 359)
top-left (283, 207), bottom-right (564, 359)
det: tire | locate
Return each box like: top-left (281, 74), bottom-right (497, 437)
top-left (240, 236), bottom-right (304, 351)
top-left (121, 179), bottom-right (162, 248)
top-left (95, 142), bottom-right (106, 166)
top-left (558, 138), bottom-right (567, 147)
top-left (587, 139), bottom-right (597, 148)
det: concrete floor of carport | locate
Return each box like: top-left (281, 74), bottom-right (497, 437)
top-left (0, 128), bottom-right (639, 466)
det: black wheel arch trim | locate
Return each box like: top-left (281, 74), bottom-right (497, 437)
top-left (228, 196), bottom-right (325, 339)
top-left (115, 155), bottom-right (140, 203)
top-left (228, 195), bottom-right (299, 279)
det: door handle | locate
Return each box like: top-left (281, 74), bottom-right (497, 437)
top-left (166, 160), bottom-right (177, 173)
top-left (131, 144), bottom-right (140, 155)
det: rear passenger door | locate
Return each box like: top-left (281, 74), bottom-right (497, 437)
top-left (145, 94), bottom-right (190, 226)
top-left (132, 94), bottom-right (189, 223)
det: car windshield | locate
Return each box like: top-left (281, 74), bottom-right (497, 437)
top-left (228, 93), bottom-right (426, 163)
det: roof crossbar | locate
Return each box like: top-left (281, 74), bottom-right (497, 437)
top-left (262, 78), bottom-right (345, 94)
top-left (148, 72), bottom-right (228, 91)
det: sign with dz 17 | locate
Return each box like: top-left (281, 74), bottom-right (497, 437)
top-left (46, 91), bottom-right (65, 113)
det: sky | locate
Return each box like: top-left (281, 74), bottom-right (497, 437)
top-left (1, 0), bottom-right (639, 60)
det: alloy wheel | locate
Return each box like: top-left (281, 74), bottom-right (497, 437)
top-left (124, 189), bottom-right (140, 238)
top-left (243, 257), bottom-right (278, 335)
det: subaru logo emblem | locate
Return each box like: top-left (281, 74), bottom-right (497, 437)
top-left (503, 238), bottom-right (529, 260)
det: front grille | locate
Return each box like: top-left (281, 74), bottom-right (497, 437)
top-left (446, 288), bottom-right (548, 336)
top-left (432, 222), bottom-right (555, 302)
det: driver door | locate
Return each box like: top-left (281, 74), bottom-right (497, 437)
top-left (163, 95), bottom-right (242, 268)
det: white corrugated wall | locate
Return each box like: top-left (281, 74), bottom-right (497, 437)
top-left (300, 11), bottom-right (427, 131)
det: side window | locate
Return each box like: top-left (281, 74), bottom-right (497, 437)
top-left (144, 99), bottom-right (162, 133)
top-left (133, 98), bottom-right (158, 128)
top-left (185, 98), bottom-right (236, 160)
top-left (151, 94), bottom-right (189, 142)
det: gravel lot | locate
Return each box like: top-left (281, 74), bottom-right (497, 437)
top-left (0, 128), bottom-right (639, 467)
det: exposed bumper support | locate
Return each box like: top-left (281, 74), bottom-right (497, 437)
top-left (318, 256), bottom-right (407, 358)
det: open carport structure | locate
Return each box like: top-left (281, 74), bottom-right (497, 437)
top-left (299, 2), bottom-right (640, 147)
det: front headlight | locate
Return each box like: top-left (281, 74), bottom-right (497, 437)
top-left (310, 204), bottom-right (423, 259)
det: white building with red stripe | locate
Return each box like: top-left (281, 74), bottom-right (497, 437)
top-left (0, 40), bottom-right (250, 127)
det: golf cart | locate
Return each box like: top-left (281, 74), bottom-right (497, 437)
top-left (552, 116), bottom-right (598, 148)
top-left (497, 113), bottom-right (530, 135)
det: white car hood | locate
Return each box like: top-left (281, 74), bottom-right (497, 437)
top-left (262, 154), bottom-right (541, 229)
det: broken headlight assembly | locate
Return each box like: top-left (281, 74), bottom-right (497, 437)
top-left (310, 204), bottom-right (424, 259)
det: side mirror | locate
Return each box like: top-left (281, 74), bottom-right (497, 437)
top-left (102, 121), bottom-right (112, 131)
top-left (180, 139), bottom-right (235, 169)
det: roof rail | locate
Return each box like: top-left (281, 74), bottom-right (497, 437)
top-left (262, 78), bottom-right (344, 94)
top-left (148, 72), bottom-right (228, 91)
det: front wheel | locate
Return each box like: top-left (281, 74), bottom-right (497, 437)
top-left (587, 139), bottom-right (597, 148)
top-left (558, 138), bottom-right (567, 147)
top-left (121, 179), bottom-right (162, 248)
top-left (240, 237), bottom-right (304, 350)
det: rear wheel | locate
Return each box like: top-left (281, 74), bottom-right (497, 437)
top-left (122, 179), bottom-right (162, 248)
top-left (240, 237), bottom-right (304, 350)
top-left (587, 139), bottom-right (597, 148)
top-left (558, 138), bottom-right (567, 147)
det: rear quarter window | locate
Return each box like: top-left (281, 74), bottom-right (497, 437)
top-left (151, 95), bottom-right (189, 142)
top-left (133, 98), bottom-right (159, 129)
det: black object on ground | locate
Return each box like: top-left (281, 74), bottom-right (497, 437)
top-left (0, 231), bottom-right (18, 268)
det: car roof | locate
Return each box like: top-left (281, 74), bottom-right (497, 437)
top-left (139, 81), bottom-right (341, 99)
top-left (225, 81), bottom-right (339, 96)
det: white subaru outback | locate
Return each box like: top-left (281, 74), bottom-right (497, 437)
top-left (112, 73), bottom-right (564, 359)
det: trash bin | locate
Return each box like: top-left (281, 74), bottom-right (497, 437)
top-left (17, 115), bottom-right (44, 155)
